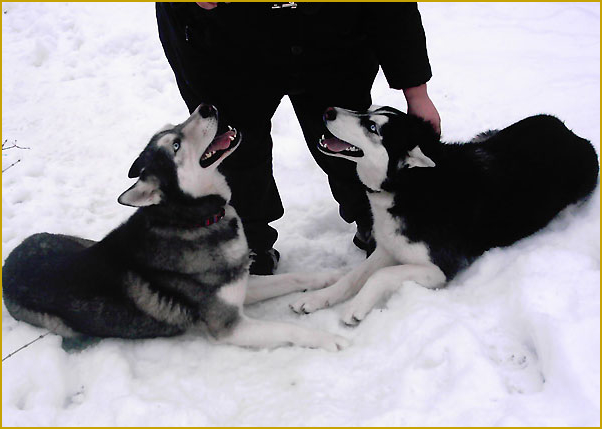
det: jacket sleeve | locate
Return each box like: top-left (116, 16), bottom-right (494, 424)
top-left (366, 3), bottom-right (433, 90)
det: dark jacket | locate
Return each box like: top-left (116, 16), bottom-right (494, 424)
top-left (157, 2), bottom-right (432, 95)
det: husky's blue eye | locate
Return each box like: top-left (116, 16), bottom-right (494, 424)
top-left (368, 122), bottom-right (378, 133)
top-left (172, 139), bottom-right (181, 152)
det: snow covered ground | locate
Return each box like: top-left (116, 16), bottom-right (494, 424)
top-left (2, 2), bottom-right (599, 426)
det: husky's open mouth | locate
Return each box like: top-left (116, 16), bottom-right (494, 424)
top-left (318, 130), bottom-right (364, 158)
top-left (200, 126), bottom-right (241, 168)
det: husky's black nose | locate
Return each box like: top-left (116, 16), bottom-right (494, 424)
top-left (199, 103), bottom-right (217, 118)
top-left (323, 107), bottom-right (337, 122)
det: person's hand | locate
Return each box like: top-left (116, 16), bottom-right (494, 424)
top-left (196, 2), bottom-right (218, 10)
top-left (403, 84), bottom-right (441, 135)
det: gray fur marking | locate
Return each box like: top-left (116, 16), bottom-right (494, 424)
top-left (125, 272), bottom-right (193, 327)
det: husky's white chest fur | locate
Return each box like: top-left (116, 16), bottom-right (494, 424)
top-left (368, 192), bottom-right (431, 265)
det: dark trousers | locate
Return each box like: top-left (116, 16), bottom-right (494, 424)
top-left (156, 3), bottom-right (376, 251)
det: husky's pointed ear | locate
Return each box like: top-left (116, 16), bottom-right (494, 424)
top-left (118, 177), bottom-right (163, 207)
top-left (128, 125), bottom-right (173, 178)
top-left (403, 146), bottom-right (436, 168)
top-left (127, 155), bottom-right (146, 178)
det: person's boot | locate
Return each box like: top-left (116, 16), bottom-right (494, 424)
top-left (249, 248), bottom-right (280, 275)
top-left (353, 223), bottom-right (376, 256)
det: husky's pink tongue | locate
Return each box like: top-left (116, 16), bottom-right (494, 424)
top-left (208, 130), bottom-right (235, 151)
top-left (323, 137), bottom-right (353, 152)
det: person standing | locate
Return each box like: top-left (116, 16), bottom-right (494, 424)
top-left (156, 2), bottom-right (440, 274)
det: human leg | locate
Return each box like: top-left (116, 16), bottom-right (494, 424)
top-left (157, 3), bottom-right (285, 272)
top-left (289, 82), bottom-right (377, 252)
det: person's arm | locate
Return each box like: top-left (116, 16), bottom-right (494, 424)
top-left (403, 83), bottom-right (441, 135)
top-left (368, 3), bottom-right (432, 90)
top-left (366, 3), bottom-right (440, 133)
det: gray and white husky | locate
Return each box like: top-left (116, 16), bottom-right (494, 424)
top-left (2, 104), bottom-right (349, 351)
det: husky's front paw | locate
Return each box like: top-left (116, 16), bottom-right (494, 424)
top-left (314, 333), bottom-right (351, 352)
top-left (341, 300), bottom-right (370, 327)
top-left (290, 290), bottom-right (332, 314)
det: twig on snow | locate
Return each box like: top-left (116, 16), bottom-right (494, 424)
top-left (2, 139), bottom-right (30, 172)
top-left (3, 159), bottom-right (21, 173)
top-left (2, 140), bottom-right (30, 151)
top-left (2, 332), bottom-right (51, 362)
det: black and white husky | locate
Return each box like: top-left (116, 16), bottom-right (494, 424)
top-left (289, 106), bottom-right (599, 325)
top-left (2, 104), bottom-right (349, 351)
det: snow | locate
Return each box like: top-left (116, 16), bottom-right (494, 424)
top-left (2, 2), bottom-right (599, 426)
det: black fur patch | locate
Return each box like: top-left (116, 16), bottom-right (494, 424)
top-left (375, 112), bottom-right (599, 279)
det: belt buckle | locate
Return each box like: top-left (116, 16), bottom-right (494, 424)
top-left (271, 2), bottom-right (297, 9)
